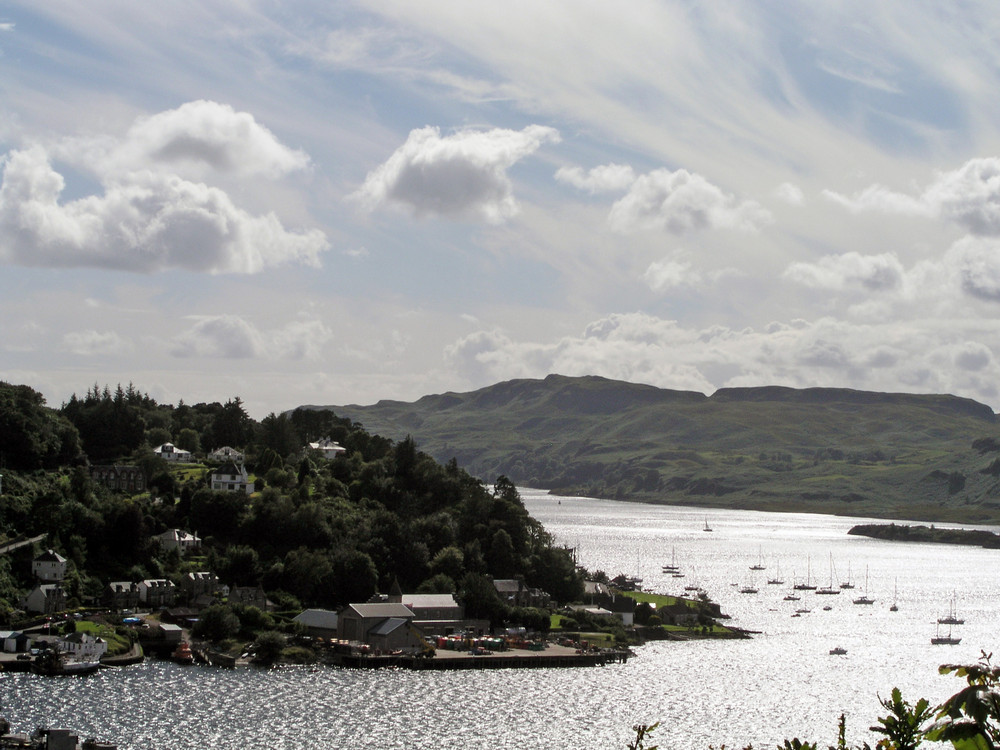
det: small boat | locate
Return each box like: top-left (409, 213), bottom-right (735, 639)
top-left (840, 562), bottom-right (855, 590)
top-left (749, 548), bottom-right (766, 571)
top-left (937, 594), bottom-right (964, 625)
top-left (852, 566), bottom-right (874, 605)
top-left (767, 562), bottom-right (784, 585)
top-left (889, 579), bottom-right (898, 612)
top-left (932, 623), bottom-right (961, 645)
top-left (822, 605), bottom-right (832, 611)
top-left (662, 547), bottom-right (680, 573)
top-left (829, 646), bottom-right (847, 655)
top-left (817, 554), bottom-right (841, 595)
top-left (783, 593), bottom-right (800, 601)
top-left (795, 607), bottom-right (811, 614)
top-left (173, 641), bottom-right (195, 664)
top-left (30, 651), bottom-right (101, 676)
top-left (793, 558), bottom-right (817, 590)
top-left (703, 517), bottom-right (713, 532)
top-left (739, 585), bottom-right (758, 594)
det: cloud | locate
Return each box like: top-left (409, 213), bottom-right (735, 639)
top-left (107, 100), bottom-right (312, 180)
top-left (953, 341), bottom-right (992, 372)
top-left (783, 251), bottom-right (904, 291)
top-left (643, 254), bottom-right (703, 292)
top-left (62, 329), bottom-right (132, 356)
top-left (608, 168), bottom-right (772, 234)
top-left (555, 163), bottom-right (636, 193)
top-left (170, 314), bottom-right (333, 360)
top-left (774, 182), bottom-right (804, 205)
top-left (351, 124), bottom-right (560, 223)
top-left (945, 236), bottom-right (1000, 301)
top-left (0, 146), bottom-right (328, 272)
top-left (825, 158), bottom-right (1000, 236)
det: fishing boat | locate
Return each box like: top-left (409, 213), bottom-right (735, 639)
top-left (30, 650), bottom-right (101, 676)
top-left (937, 594), bottom-right (964, 625)
top-left (829, 646), bottom-right (847, 655)
top-left (172, 641), bottom-right (195, 664)
top-left (931, 623), bottom-right (961, 645)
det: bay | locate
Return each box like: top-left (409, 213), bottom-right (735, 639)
top-left (2, 489), bottom-right (997, 749)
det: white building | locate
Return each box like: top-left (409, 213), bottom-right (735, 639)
top-left (210, 462), bottom-right (254, 495)
top-left (153, 443), bottom-right (192, 462)
top-left (208, 446), bottom-right (245, 463)
top-left (58, 631), bottom-right (108, 661)
top-left (153, 529), bottom-right (201, 555)
top-left (308, 438), bottom-right (347, 459)
top-left (32, 549), bottom-right (67, 582)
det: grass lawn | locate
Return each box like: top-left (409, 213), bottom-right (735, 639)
top-left (75, 620), bottom-right (133, 655)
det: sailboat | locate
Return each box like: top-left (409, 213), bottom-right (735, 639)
top-left (794, 557), bottom-right (817, 590)
top-left (889, 579), bottom-right (898, 612)
top-left (703, 517), bottom-right (713, 532)
top-left (839, 562), bottom-right (855, 590)
top-left (662, 547), bottom-right (680, 574)
top-left (852, 566), bottom-right (874, 605)
top-left (816, 554), bottom-right (841, 595)
top-left (931, 623), bottom-right (961, 645)
top-left (767, 561), bottom-right (784, 585)
top-left (749, 548), bottom-right (766, 571)
top-left (937, 594), bottom-right (964, 625)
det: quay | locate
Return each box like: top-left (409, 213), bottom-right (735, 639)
top-left (336, 644), bottom-right (631, 670)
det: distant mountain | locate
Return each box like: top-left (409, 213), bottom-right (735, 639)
top-left (302, 374), bottom-right (1000, 523)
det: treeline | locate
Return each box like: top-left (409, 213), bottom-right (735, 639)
top-left (0, 381), bottom-right (583, 624)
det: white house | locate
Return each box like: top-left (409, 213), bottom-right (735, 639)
top-left (153, 443), bottom-right (192, 462)
top-left (58, 631), bottom-right (108, 661)
top-left (32, 549), bottom-right (67, 582)
top-left (208, 446), bottom-right (245, 463)
top-left (210, 462), bottom-right (254, 495)
top-left (308, 438), bottom-right (346, 459)
top-left (153, 529), bottom-right (201, 555)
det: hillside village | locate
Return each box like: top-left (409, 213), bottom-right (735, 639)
top-left (0, 380), bottom-right (727, 687)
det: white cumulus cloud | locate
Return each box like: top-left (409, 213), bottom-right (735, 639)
top-left (352, 124), bottom-right (560, 223)
top-left (62, 329), bottom-right (133, 356)
top-left (0, 145), bottom-right (328, 273)
top-left (555, 163), bottom-right (636, 193)
top-left (825, 158), bottom-right (1000, 236)
top-left (170, 314), bottom-right (333, 360)
top-left (783, 251), bottom-right (904, 291)
top-left (608, 168), bottom-right (772, 234)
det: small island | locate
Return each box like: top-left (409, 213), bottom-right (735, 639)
top-left (848, 522), bottom-right (1000, 549)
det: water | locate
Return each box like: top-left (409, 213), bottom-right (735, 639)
top-left (2, 490), bottom-right (997, 749)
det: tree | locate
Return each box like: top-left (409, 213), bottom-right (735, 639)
top-left (252, 631), bottom-right (286, 664)
top-left (210, 397), bottom-right (253, 449)
top-left (192, 605), bottom-right (240, 642)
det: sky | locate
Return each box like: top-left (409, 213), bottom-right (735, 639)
top-left (4, 2), bottom-right (1000, 418)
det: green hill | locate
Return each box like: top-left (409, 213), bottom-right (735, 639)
top-left (306, 375), bottom-right (1000, 523)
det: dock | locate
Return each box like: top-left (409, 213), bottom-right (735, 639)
top-left (336, 645), bottom-right (631, 670)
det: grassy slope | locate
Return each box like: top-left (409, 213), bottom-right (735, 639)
top-left (304, 375), bottom-right (1000, 524)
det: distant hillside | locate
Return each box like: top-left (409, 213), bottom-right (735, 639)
top-left (303, 375), bottom-right (1000, 523)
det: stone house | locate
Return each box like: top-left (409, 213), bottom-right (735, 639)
top-left (90, 464), bottom-right (146, 493)
top-left (138, 579), bottom-right (177, 609)
top-left (105, 581), bottom-right (141, 611)
top-left (208, 446), bottom-right (245, 463)
top-left (492, 579), bottom-right (551, 608)
top-left (58, 631), bottom-right (108, 661)
top-left (22, 584), bottom-right (66, 614)
top-left (180, 571), bottom-right (219, 602)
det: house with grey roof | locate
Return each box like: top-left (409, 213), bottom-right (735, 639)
top-left (32, 550), bottom-right (67, 582)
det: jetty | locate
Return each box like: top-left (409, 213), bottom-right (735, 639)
top-left (335, 644), bottom-right (631, 670)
